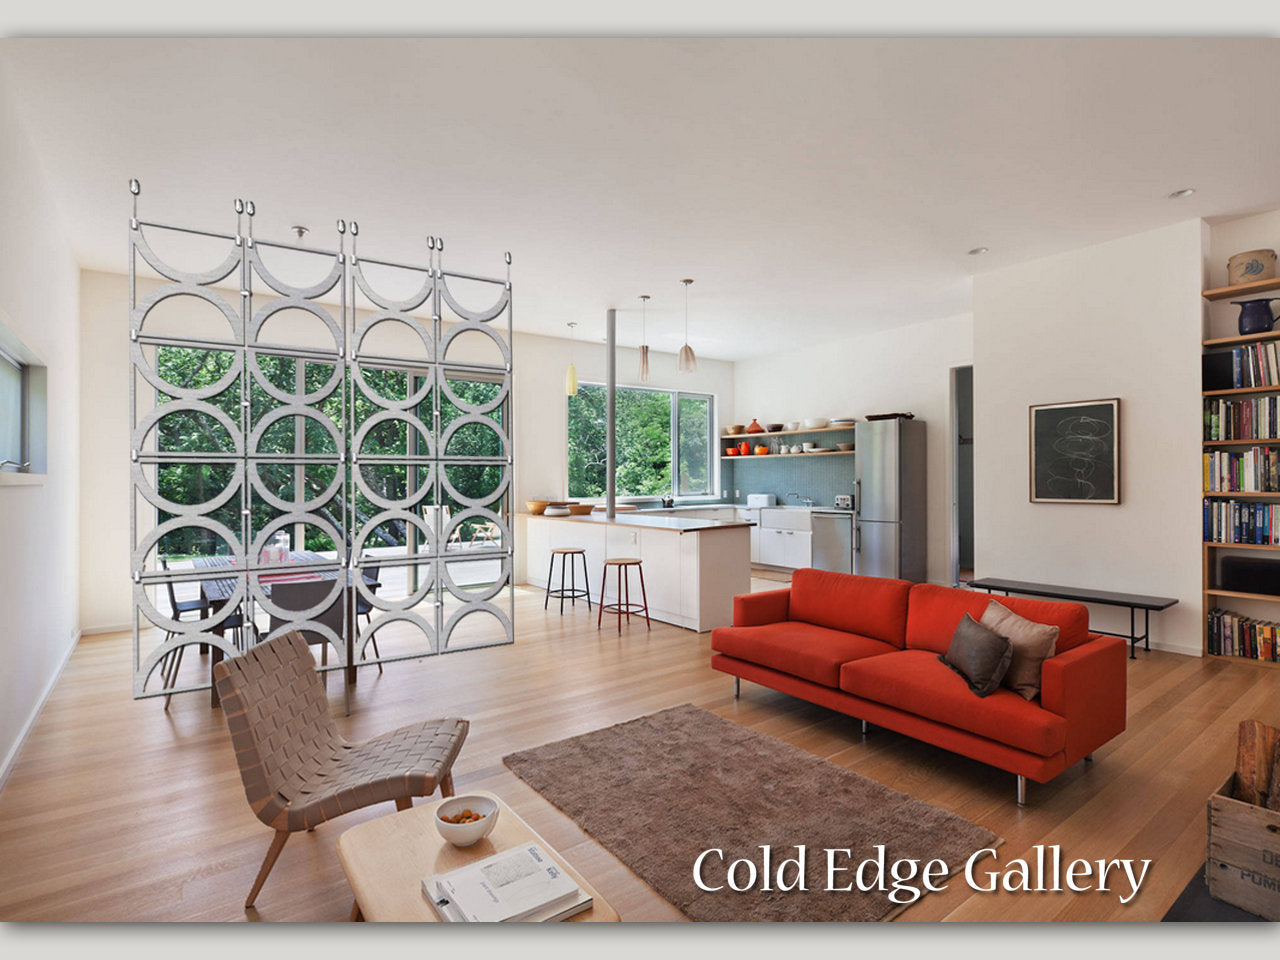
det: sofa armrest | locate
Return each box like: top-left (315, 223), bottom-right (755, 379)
top-left (734, 589), bottom-right (790, 627)
top-left (1039, 633), bottom-right (1127, 764)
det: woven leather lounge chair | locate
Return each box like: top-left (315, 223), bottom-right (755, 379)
top-left (213, 630), bottom-right (468, 908)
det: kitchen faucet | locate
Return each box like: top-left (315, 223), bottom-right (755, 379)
top-left (786, 492), bottom-right (816, 507)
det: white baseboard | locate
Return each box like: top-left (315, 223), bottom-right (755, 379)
top-left (0, 627), bottom-right (80, 792)
top-left (80, 622), bottom-right (131, 636)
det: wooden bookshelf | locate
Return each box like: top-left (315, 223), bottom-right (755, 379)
top-left (1201, 272), bottom-right (1280, 665)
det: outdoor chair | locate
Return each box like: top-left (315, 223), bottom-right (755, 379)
top-left (213, 630), bottom-right (468, 908)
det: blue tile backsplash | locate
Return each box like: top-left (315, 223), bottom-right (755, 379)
top-left (719, 427), bottom-right (857, 507)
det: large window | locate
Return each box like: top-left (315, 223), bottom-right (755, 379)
top-left (567, 383), bottom-right (714, 498)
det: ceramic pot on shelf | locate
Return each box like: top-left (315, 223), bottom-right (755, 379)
top-left (737, 440), bottom-right (751, 456)
top-left (1232, 298), bottom-right (1278, 335)
top-left (745, 419), bottom-right (764, 434)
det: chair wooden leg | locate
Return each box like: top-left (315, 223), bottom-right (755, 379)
top-left (440, 771), bottom-right (455, 797)
top-left (245, 829), bottom-right (290, 908)
top-left (163, 644), bottom-right (186, 711)
top-left (370, 632), bottom-right (383, 674)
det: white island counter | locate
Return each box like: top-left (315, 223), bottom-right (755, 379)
top-left (520, 512), bottom-right (752, 632)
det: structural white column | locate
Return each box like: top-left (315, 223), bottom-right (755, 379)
top-left (606, 307), bottom-right (616, 519)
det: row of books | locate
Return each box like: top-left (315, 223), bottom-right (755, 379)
top-left (1204, 396), bottom-right (1280, 442)
top-left (1203, 446), bottom-right (1280, 493)
top-left (1207, 608), bottom-right (1280, 661)
top-left (1203, 499), bottom-right (1280, 545)
top-left (1212, 341), bottom-right (1280, 389)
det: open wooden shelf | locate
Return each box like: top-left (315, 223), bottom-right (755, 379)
top-left (1203, 328), bottom-right (1280, 348)
top-left (1202, 276), bottom-right (1280, 302)
top-left (1202, 490), bottom-right (1280, 498)
top-left (1203, 438), bottom-right (1280, 446)
top-left (1203, 385), bottom-right (1280, 397)
top-left (1205, 587), bottom-right (1280, 603)
top-left (721, 424), bottom-right (857, 440)
top-left (1205, 652), bottom-right (1280, 669)
top-left (1204, 541), bottom-right (1280, 551)
top-left (721, 450), bottom-right (854, 460)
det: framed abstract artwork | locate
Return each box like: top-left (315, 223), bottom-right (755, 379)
top-left (1029, 398), bottom-right (1120, 504)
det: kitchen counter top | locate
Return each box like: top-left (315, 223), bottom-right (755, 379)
top-left (530, 512), bottom-right (752, 532)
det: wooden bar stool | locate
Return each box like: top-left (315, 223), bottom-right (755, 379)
top-left (544, 548), bottom-right (591, 614)
top-left (597, 558), bottom-right (651, 635)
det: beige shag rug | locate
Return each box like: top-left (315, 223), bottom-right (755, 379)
top-left (503, 703), bottom-right (999, 921)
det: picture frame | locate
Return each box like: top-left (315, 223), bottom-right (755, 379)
top-left (1029, 398), bottom-right (1120, 504)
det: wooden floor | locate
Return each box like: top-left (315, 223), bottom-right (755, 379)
top-left (1, 583), bottom-right (1277, 923)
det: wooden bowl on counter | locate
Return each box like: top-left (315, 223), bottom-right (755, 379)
top-left (526, 500), bottom-right (550, 515)
top-left (567, 504), bottom-right (594, 515)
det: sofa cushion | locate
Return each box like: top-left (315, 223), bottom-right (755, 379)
top-left (711, 621), bottom-right (899, 688)
top-left (981, 600), bottom-right (1059, 701)
top-left (904, 583), bottom-right (1090, 655)
top-left (939, 614), bottom-right (1013, 697)
top-left (839, 650), bottom-right (1068, 757)
top-left (789, 569), bottom-right (912, 648)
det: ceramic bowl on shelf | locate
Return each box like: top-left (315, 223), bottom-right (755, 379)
top-left (830, 418), bottom-right (858, 427)
top-left (526, 500), bottom-right (549, 515)
top-left (784, 421), bottom-right (801, 431)
top-left (790, 445), bottom-right (803, 454)
top-left (766, 423), bottom-right (785, 432)
top-left (754, 445), bottom-right (770, 455)
top-left (802, 442), bottom-right (817, 450)
top-left (807, 447), bottom-right (834, 454)
top-left (803, 417), bottom-right (829, 429)
top-left (434, 795), bottom-right (499, 847)
top-left (836, 443), bottom-right (855, 452)
top-left (725, 424), bottom-right (745, 435)
top-left (725, 447), bottom-right (739, 456)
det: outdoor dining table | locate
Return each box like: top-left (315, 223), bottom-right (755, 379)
top-left (192, 552), bottom-right (376, 707)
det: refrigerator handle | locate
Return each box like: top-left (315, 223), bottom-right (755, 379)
top-left (854, 480), bottom-right (861, 516)
top-left (854, 521), bottom-right (861, 554)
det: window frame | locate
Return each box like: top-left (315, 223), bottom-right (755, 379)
top-left (0, 334), bottom-right (46, 484)
top-left (566, 381), bottom-right (716, 501)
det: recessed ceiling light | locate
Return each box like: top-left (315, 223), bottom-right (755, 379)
top-left (968, 247), bottom-right (989, 256)
top-left (1168, 188), bottom-right (1195, 200)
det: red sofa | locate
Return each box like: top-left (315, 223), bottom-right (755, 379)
top-left (710, 569), bottom-right (1127, 804)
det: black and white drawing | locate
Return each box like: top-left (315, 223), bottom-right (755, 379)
top-left (1029, 398), bottom-right (1120, 504)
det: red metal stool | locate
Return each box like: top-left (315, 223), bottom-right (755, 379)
top-left (597, 558), bottom-right (650, 634)
top-left (544, 547), bottom-right (591, 614)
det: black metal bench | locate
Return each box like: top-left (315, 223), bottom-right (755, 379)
top-left (967, 578), bottom-right (1178, 660)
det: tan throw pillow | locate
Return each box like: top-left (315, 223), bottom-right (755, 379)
top-left (980, 600), bottom-right (1058, 701)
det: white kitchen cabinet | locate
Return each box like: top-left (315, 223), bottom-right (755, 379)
top-left (759, 527), bottom-right (811, 569)
top-left (736, 508), bottom-right (761, 563)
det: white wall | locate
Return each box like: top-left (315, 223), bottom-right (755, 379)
top-left (0, 74), bottom-right (81, 779)
top-left (972, 219), bottom-right (1204, 655)
top-left (733, 312), bottom-right (974, 585)
top-left (76, 270), bottom-right (735, 627)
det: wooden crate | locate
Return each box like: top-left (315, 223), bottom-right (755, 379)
top-left (1206, 774), bottom-right (1280, 920)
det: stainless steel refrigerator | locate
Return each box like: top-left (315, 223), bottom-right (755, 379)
top-left (853, 418), bottom-right (927, 582)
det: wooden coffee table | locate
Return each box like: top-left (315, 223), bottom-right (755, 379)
top-left (335, 790), bottom-right (619, 922)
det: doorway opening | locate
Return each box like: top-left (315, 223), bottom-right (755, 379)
top-left (950, 365), bottom-right (974, 587)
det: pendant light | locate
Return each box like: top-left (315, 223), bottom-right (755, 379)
top-left (565, 322), bottom-right (578, 397)
top-left (638, 294), bottom-right (651, 382)
top-left (678, 278), bottom-right (697, 373)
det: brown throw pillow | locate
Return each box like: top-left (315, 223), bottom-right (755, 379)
top-left (939, 614), bottom-right (1012, 698)
top-left (980, 600), bottom-right (1059, 701)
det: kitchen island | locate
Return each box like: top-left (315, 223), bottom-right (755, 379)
top-left (520, 512), bottom-right (752, 632)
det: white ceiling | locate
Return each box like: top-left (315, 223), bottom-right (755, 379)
top-left (2, 37), bottom-right (1279, 361)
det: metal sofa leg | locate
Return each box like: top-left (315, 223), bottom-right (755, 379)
top-left (733, 677), bottom-right (740, 699)
top-left (1016, 775), bottom-right (1027, 806)
top-left (861, 719), bottom-right (868, 736)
